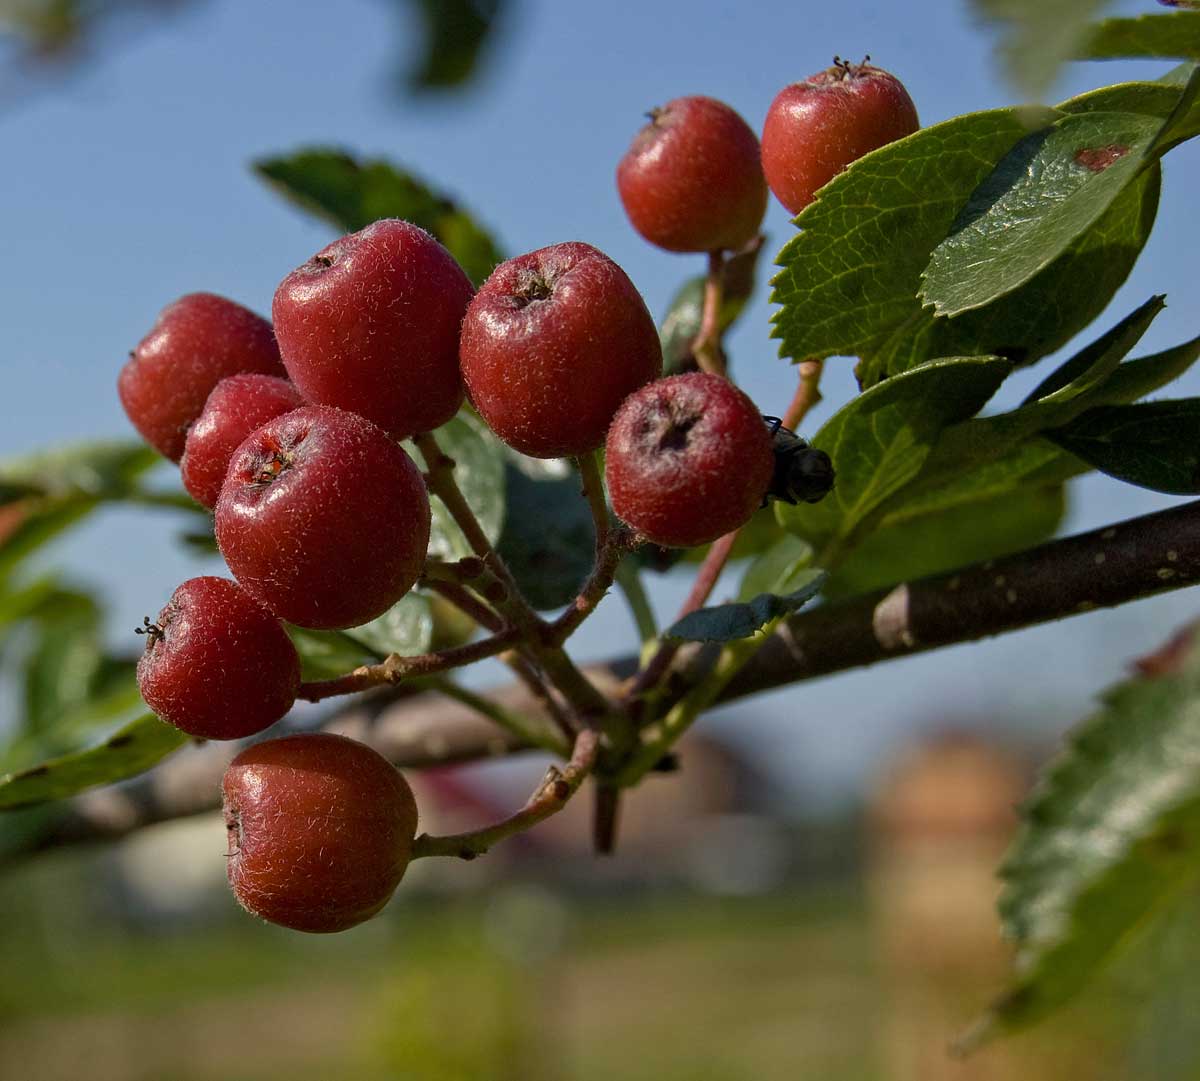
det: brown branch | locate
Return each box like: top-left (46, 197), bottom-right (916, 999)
top-left (297, 628), bottom-right (522, 702)
top-left (17, 499), bottom-right (1200, 857)
top-left (550, 524), bottom-right (638, 645)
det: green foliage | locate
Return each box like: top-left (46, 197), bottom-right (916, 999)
top-left (965, 625), bottom-right (1200, 1048)
top-left (347, 593), bottom-right (435, 657)
top-left (496, 462), bottom-right (595, 611)
top-left (400, 0), bottom-right (509, 91)
top-left (664, 571), bottom-right (825, 644)
top-left (286, 626), bottom-right (379, 682)
top-left (776, 356), bottom-right (1012, 556)
top-left (738, 535), bottom-right (815, 603)
top-left (0, 714), bottom-right (188, 811)
top-left (1081, 12), bottom-right (1200, 61)
top-left (1048, 400), bottom-right (1200, 494)
top-left (254, 148), bottom-right (503, 284)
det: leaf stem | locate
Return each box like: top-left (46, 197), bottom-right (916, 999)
top-left (576, 450), bottom-right (609, 554)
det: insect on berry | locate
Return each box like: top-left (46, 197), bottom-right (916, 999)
top-left (762, 416), bottom-right (835, 505)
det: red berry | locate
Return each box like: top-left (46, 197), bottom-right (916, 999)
top-left (460, 242), bottom-right (662, 458)
top-left (180, 374), bottom-right (305, 509)
top-left (118, 293), bottom-right (285, 462)
top-left (605, 372), bottom-right (773, 548)
top-left (617, 95), bottom-right (767, 253)
top-left (223, 733), bottom-right (419, 933)
top-left (272, 220), bottom-right (474, 440)
top-left (136, 577), bottom-right (300, 740)
top-left (761, 59), bottom-right (919, 216)
top-left (215, 405), bottom-right (431, 630)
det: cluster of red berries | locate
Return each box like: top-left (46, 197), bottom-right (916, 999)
top-left (117, 55), bottom-right (912, 933)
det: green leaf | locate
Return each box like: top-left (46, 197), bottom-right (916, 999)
top-left (0, 715), bottom-right (188, 811)
top-left (254, 148), bottom-right (503, 284)
top-left (965, 624), bottom-right (1200, 1046)
top-left (906, 297), bottom-right (1164, 502)
top-left (1080, 13), bottom-right (1200, 62)
top-left (737, 534), bottom-right (815, 603)
top-left (286, 626), bottom-right (377, 682)
top-left (776, 356), bottom-right (1012, 553)
top-left (400, 0), bottom-right (509, 91)
top-left (770, 103), bottom-right (1161, 387)
top-left (659, 239), bottom-right (763, 376)
top-left (496, 463), bottom-right (595, 611)
top-left (345, 593), bottom-right (434, 657)
top-left (1047, 400), bottom-right (1200, 494)
top-left (410, 412), bottom-right (506, 560)
top-left (922, 111), bottom-right (1162, 316)
top-left (664, 571), bottom-right (826, 644)
top-left (972, 0), bottom-right (1112, 98)
top-left (823, 483), bottom-right (1065, 600)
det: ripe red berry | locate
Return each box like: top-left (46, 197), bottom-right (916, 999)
top-left (180, 374), bottom-right (304, 509)
top-left (136, 576), bottom-right (300, 740)
top-left (223, 733), bottom-right (419, 933)
top-left (215, 405), bottom-right (431, 630)
top-left (460, 242), bottom-right (662, 458)
top-left (605, 372), bottom-right (773, 548)
top-left (118, 293), bottom-right (285, 462)
top-left (761, 58), bottom-right (919, 216)
top-left (272, 219), bottom-right (474, 440)
top-left (617, 95), bottom-right (767, 253)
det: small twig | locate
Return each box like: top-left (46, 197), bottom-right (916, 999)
top-left (411, 728), bottom-right (600, 860)
top-left (550, 524), bottom-right (638, 645)
top-left (298, 629), bottom-right (522, 702)
top-left (421, 556), bottom-right (487, 585)
top-left (501, 651), bottom-right (577, 740)
top-left (691, 249), bottom-right (727, 377)
top-left (421, 577), bottom-right (505, 633)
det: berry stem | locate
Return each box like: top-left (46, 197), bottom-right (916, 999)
top-left (411, 727), bottom-right (599, 860)
top-left (691, 250), bottom-right (727, 377)
top-left (782, 358), bottom-right (825, 430)
top-left (614, 560), bottom-right (658, 646)
top-left (576, 450), bottom-right (610, 554)
top-left (297, 628), bottom-right (523, 702)
top-left (414, 674), bottom-right (571, 756)
top-left (550, 524), bottom-right (638, 645)
top-left (420, 577), bottom-right (506, 632)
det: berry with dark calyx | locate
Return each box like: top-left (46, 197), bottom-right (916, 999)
top-left (761, 57), bottom-right (919, 216)
top-left (215, 405), bottom-right (431, 630)
top-left (135, 576), bottom-right (300, 740)
top-left (605, 372), bottom-right (774, 548)
top-left (272, 219), bottom-right (474, 440)
top-left (118, 293), bottom-right (285, 461)
top-left (223, 733), bottom-right (419, 933)
top-left (460, 241), bottom-right (662, 458)
top-left (762, 416), bottom-right (835, 505)
top-left (181, 374), bottom-right (304, 509)
top-left (617, 95), bottom-right (768, 253)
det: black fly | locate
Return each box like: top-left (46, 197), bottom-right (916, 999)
top-left (762, 416), bottom-right (835, 505)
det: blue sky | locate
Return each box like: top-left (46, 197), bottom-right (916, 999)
top-left (2, 0), bottom-right (1198, 806)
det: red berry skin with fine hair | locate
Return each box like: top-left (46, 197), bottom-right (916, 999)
top-left (181, 374), bottom-right (305, 509)
top-left (118, 293), bottom-right (285, 462)
top-left (223, 733), bottom-right (419, 933)
top-left (136, 577), bottom-right (300, 740)
top-left (272, 219), bottom-right (474, 440)
top-left (761, 61), bottom-right (919, 216)
top-left (460, 242), bottom-right (662, 459)
top-left (617, 95), bottom-right (768, 253)
top-left (605, 372), bottom-right (773, 548)
top-left (215, 405), bottom-right (431, 630)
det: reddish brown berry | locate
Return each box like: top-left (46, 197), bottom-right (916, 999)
top-left (761, 59), bottom-right (919, 216)
top-left (605, 373), bottom-right (773, 548)
top-left (617, 95), bottom-right (767, 253)
top-left (118, 293), bottom-right (285, 461)
top-left (135, 576), bottom-right (300, 740)
top-left (181, 374), bottom-right (305, 509)
top-left (460, 242), bottom-right (662, 458)
top-left (215, 405), bottom-right (430, 630)
top-left (223, 733), bottom-right (419, 933)
top-left (272, 220), bottom-right (474, 440)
